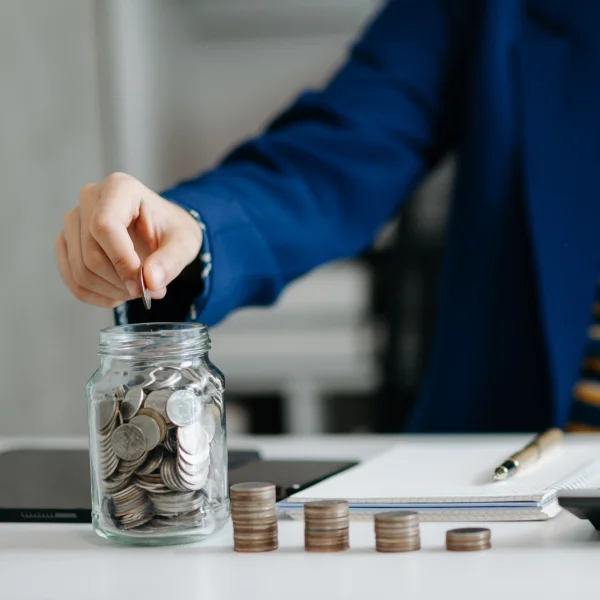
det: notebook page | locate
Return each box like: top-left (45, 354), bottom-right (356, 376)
top-left (285, 438), bottom-right (600, 505)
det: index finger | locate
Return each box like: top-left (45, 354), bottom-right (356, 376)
top-left (89, 177), bottom-right (141, 284)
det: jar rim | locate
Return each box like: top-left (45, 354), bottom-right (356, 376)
top-left (98, 322), bottom-right (210, 358)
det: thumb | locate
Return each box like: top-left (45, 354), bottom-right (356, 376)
top-left (143, 232), bottom-right (200, 291)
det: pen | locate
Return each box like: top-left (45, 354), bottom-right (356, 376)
top-left (492, 428), bottom-right (564, 481)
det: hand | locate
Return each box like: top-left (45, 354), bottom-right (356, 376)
top-left (56, 172), bottom-right (203, 308)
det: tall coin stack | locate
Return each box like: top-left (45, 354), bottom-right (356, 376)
top-left (304, 500), bottom-right (350, 552)
top-left (446, 527), bottom-right (491, 552)
top-left (374, 510), bottom-right (420, 552)
top-left (230, 482), bottom-right (278, 552)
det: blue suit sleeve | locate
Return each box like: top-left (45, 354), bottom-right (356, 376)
top-left (146, 0), bottom-right (474, 326)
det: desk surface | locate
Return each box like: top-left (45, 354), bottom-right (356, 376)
top-left (1, 434), bottom-right (598, 600)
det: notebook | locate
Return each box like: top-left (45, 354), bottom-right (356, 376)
top-left (277, 437), bottom-right (600, 521)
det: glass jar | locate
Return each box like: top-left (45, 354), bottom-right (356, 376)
top-left (86, 322), bottom-right (229, 546)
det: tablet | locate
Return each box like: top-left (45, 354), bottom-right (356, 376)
top-left (557, 490), bottom-right (600, 530)
top-left (0, 448), bottom-right (260, 523)
top-left (0, 448), bottom-right (356, 523)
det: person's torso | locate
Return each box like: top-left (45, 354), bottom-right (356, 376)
top-left (407, 0), bottom-right (600, 432)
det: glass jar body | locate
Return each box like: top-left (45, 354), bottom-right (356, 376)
top-left (86, 323), bottom-right (228, 546)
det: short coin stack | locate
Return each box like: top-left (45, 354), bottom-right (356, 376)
top-left (230, 482), bottom-right (278, 552)
top-left (374, 510), bottom-right (420, 552)
top-left (446, 527), bottom-right (491, 552)
top-left (304, 500), bottom-right (350, 552)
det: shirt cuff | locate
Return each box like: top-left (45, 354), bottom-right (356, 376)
top-left (114, 207), bottom-right (213, 325)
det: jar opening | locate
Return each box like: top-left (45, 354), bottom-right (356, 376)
top-left (98, 322), bottom-right (210, 359)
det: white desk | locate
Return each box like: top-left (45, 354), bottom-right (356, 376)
top-left (1, 434), bottom-right (599, 600)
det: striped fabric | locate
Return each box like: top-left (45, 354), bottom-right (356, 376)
top-left (568, 300), bottom-right (600, 431)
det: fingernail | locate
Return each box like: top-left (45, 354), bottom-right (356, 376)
top-left (125, 280), bottom-right (138, 297)
top-left (150, 263), bottom-right (165, 288)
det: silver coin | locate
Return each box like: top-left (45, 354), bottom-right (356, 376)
top-left (113, 385), bottom-right (126, 403)
top-left (121, 386), bottom-right (145, 421)
top-left (160, 456), bottom-right (188, 493)
top-left (103, 476), bottom-right (131, 494)
top-left (129, 414), bottom-right (161, 451)
top-left (163, 428), bottom-right (178, 453)
top-left (100, 454), bottom-right (120, 479)
top-left (178, 446), bottom-right (209, 466)
top-left (177, 462), bottom-right (210, 490)
top-left (140, 265), bottom-right (151, 310)
top-left (136, 446), bottom-right (164, 475)
top-left (178, 455), bottom-right (210, 477)
top-left (166, 390), bottom-right (201, 426)
top-left (144, 390), bottom-right (173, 423)
top-left (177, 421), bottom-right (209, 458)
top-left (110, 423), bottom-right (146, 460)
top-left (95, 396), bottom-right (118, 432)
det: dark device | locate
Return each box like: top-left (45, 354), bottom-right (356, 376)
top-left (0, 448), bottom-right (260, 523)
top-left (228, 459), bottom-right (357, 501)
top-left (558, 491), bottom-right (600, 530)
top-left (0, 448), bottom-right (356, 523)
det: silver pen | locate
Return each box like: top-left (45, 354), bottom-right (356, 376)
top-left (493, 428), bottom-right (564, 481)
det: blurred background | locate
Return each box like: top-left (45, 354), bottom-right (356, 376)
top-left (0, 0), bottom-right (454, 438)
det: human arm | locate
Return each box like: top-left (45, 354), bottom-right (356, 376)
top-left (56, 0), bottom-right (476, 325)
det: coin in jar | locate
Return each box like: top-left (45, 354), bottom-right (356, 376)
top-left (177, 421), bottom-right (209, 459)
top-left (121, 386), bottom-right (146, 421)
top-left (110, 423), bottom-right (146, 460)
top-left (166, 390), bottom-right (201, 426)
top-left (144, 390), bottom-right (172, 424)
top-left (129, 414), bottom-right (161, 452)
top-left (135, 407), bottom-right (167, 442)
top-left (95, 395), bottom-right (118, 432)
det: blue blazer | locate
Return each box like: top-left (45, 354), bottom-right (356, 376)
top-left (151, 0), bottom-right (600, 432)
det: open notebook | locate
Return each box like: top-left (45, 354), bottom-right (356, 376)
top-left (277, 437), bottom-right (600, 521)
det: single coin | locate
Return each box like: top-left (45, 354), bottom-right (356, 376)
top-left (230, 482), bottom-right (276, 500)
top-left (113, 385), bottom-right (126, 403)
top-left (163, 428), bottom-right (178, 453)
top-left (136, 407), bottom-right (167, 442)
top-left (178, 447), bottom-right (209, 466)
top-left (374, 510), bottom-right (419, 523)
top-left (161, 455), bottom-right (188, 493)
top-left (140, 265), bottom-right (151, 310)
top-left (129, 414), bottom-right (161, 451)
top-left (121, 386), bottom-right (145, 421)
top-left (177, 463), bottom-right (210, 490)
top-left (144, 390), bottom-right (173, 424)
top-left (136, 446), bottom-right (164, 475)
top-left (95, 396), bottom-right (118, 432)
top-left (178, 454), bottom-right (210, 476)
top-left (177, 422), bottom-right (209, 458)
top-left (110, 423), bottom-right (146, 460)
top-left (166, 390), bottom-right (201, 426)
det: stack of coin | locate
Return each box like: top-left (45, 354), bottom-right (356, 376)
top-left (304, 500), bottom-right (350, 552)
top-left (446, 527), bottom-right (491, 552)
top-left (374, 510), bottom-right (420, 552)
top-left (92, 364), bottom-right (226, 534)
top-left (109, 484), bottom-right (153, 529)
top-left (230, 482), bottom-right (278, 552)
